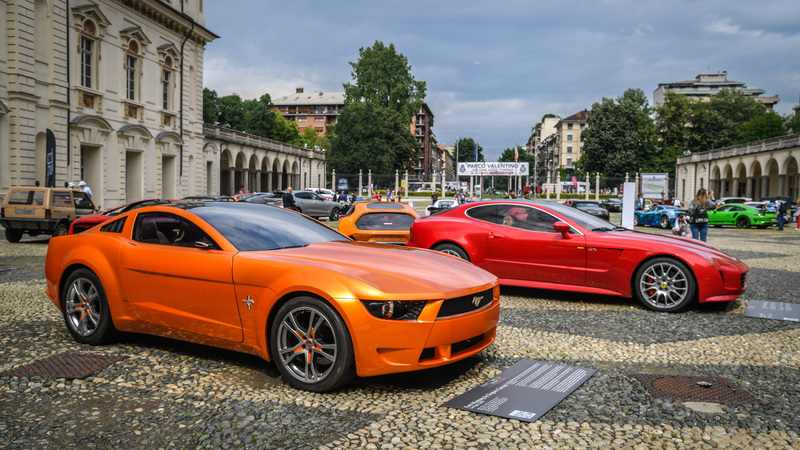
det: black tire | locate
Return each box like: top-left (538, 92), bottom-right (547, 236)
top-left (270, 296), bottom-right (355, 392)
top-left (633, 214), bottom-right (640, 226)
top-left (432, 243), bottom-right (470, 261)
top-left (736, 216), bottom-right (751, 229)
top-left (713, 225), bottom-right (722, 228)
top-left (329, 208), bottom-right (340, 221)
top-left (634, 257), bottom-right (695, 312)
top-left (4, 228), bottom-right (23, 243)
top-left (659, 215), bottom-right (670, 229)
top-left (61, 269), bottom-right (116, 344)
top-left (54, 223), bottom-right (69, 237)
top-left (295, 207), bottom-right (302, 214)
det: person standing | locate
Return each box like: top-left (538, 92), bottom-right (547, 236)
top-left (688, 188), bottom-right (716, 242)
top-left (777, 200), bottom-right (788, 231)
top-left (282, 187), bottom-right (297, 211)
top-left (78, 180), bottom-right (92, 197)
top-left (795, 200), bottom-right (800, 231)
top-left (635, 193), bottom-right (644, 211)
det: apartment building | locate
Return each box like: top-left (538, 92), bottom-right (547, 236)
top-left (653, 71), bottom-right (780, 109)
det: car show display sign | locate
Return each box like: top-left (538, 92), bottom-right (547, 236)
top-left (458, 162), bottom-right (529, 176)
top-left (744, 300), bottom-right (800, 322)
top-left (443, 360), bottom-right (596, 422)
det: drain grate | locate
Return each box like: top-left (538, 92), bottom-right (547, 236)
top-left (634, 373), bottom-right (759, 404)
top-left (0, 353), bottom-right (129, 380)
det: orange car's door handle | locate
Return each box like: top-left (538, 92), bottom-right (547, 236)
top-left (489, 232), bottom-right (505, 239)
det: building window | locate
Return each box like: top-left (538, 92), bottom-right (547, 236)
top-left (298, 118), bottom-right (307, 122)
top-left (580, 147), bottom-right (583, 153)
top-left (80, 35), bottom-right (94, 88)
top-left (580, 123), bottom-right (585, 130)
top-left (162, 70), bottom-right (171, 109)
top-left (567, 133), bottom-right (573, 141)
top-left (126, 55), bottom-right (137, 100)
top-left (567, 123), bottom-right (573, 130)
top-left (314, 118), bottom-right (324, 122)
top-left (567, 145), bottom-right (573, 153)
top-left (566, 157), bottom-right (573, 166)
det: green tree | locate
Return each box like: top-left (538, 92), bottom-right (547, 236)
top-left (343, 41), bottom-right (426, 125)
top-left (454, 137), bottom-right (485, 163)
top-left (203, 88), bottom-right (220, 124)
top-left (737, 112), bottom-right (787, 143)
top-left (216, 93), bottom-right (247, 130)
top-left (498, 145), bottom-right (535, 165)
top-left (785, 113), bottom-right (800, 134)
top-left (707, 89), bottom-right (767, 146)
top-left (328, 103), bottom-right (419, 174)
top-left (580, 88), bottom-right (656, 177)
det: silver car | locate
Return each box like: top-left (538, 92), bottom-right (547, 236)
top-left (292, 191), bottom-right (342, 221)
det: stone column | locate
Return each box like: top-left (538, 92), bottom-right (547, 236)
top-left (358, 170), bottom-right (363, 195)
top-left (761, 175), bottom-right (769, 198)
top-left (394, 170), bottom-right (399, 200)
top-left (546, 170), bottom-right (551, 200)
top-left (331, 170), bottom-right (336, 192)
top-left (255, 169), bottom-right (261, 192)
top-left (368, 170), bottom-right (373, 196)
top-left (732, 177), bottom-right (740, 197)
top-left (585, 173), bottom-right (590, 200)
top-left (404, 171), bottom-right (409, 198)
top-left (229, 167), bottom-right (235, 195)
top-left (556, 172), bottom-right (561, 201)
top-left (778, 174), bottom-right (786, 196)
top-left (595, 172), bottom-right (600, 201)
top-left (745, 177), bottom-right (754, 200)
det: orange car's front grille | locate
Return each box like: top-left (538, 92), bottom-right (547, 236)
top-left (436, 288), bottom-right (494, 318)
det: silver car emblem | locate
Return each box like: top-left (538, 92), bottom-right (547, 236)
top-left (242, 295), bottom-right (255, 310)
top-left (472, 296), bottom-right (482, 307)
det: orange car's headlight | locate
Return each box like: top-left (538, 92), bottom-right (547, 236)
top-left (361, 300), bottom-right (426, 320)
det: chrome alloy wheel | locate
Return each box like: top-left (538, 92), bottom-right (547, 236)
top-left (64, 277), bottom-right (103, 337)
top-left (637, 261), bottom-right (691, 311)
top-left (275, 306), bottom-right (338, 384)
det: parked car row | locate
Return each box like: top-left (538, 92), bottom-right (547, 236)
top-left (9, 186), bottom-right (756, 394)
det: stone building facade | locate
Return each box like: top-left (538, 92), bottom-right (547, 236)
top-left (675, 133), bottom-right (800, 204)
top-left (1, 0), bottom-right (318, 207)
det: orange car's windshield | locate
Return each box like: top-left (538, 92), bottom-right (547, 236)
top-left (191, 203), bottom-right (348, 251)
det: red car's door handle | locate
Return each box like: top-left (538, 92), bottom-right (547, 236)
top-left (489, 232), bottom-right (505, 239)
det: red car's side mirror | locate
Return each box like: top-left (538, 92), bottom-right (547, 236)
top-left (553, 221), bottom-right (571, 238)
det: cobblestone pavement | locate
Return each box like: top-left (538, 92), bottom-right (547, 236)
top-left (1, 222), bottom-right (799, 449)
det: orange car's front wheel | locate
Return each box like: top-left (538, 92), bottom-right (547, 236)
top-left (61, 269), bottom-right (116, 345)
top-left (270, 296), bottom-right (355, 392)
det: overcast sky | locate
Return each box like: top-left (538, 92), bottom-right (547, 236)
top-left (203, 0), bottom-right (800, 162)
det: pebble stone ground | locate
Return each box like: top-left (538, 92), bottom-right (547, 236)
top-left (1, 215), bottom-right (799, 449)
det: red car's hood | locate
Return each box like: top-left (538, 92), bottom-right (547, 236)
top-left (237, 241), bottom-right (498, 299)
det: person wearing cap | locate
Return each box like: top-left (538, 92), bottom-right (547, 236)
top-left (79, 181), bottom-right (93, 197)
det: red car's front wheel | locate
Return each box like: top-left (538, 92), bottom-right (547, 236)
top-left (634, 258), bottom-right (695, 312)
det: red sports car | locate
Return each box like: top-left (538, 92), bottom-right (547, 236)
top-left (407, 200), bottom-right (749, 312)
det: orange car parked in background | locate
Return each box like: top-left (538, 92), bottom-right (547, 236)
top-left (45, 202), bottom-right (499, 392)
top-left (338, 201), bottom-right (419, 244)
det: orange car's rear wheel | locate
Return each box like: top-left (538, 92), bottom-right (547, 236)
top-left (270, 297), bottom-right (355, 392)
top-left (62, 269), bottom-right (116, 345)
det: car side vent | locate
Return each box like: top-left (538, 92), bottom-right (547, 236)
top-left (437, 288), bottom-right (493, 318)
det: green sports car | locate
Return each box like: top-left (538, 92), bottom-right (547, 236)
top-left (709, 204), bottom-right (778, 229)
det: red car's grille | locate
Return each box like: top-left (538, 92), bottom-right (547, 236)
top-left (437, 288), bottom-right (494, 318)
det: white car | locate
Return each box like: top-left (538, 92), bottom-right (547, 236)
top-left (305, 188), bottom-right (335, 201)
top-left (425, 199), bottom-right (458, 216)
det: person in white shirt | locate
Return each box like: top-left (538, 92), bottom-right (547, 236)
top-left (79, 180), bottom-right (93, 197)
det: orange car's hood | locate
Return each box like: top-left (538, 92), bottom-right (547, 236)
top-left (236, 241), bottom-right (497, 299)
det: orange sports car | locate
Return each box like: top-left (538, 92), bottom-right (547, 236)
top-left (338, 201), bottom-right (419, 244)
top-left (45, 202), bottom-right (499, 392)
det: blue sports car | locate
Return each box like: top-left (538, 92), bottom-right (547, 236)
top-left (634, 204), bottom-right (687, 229)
